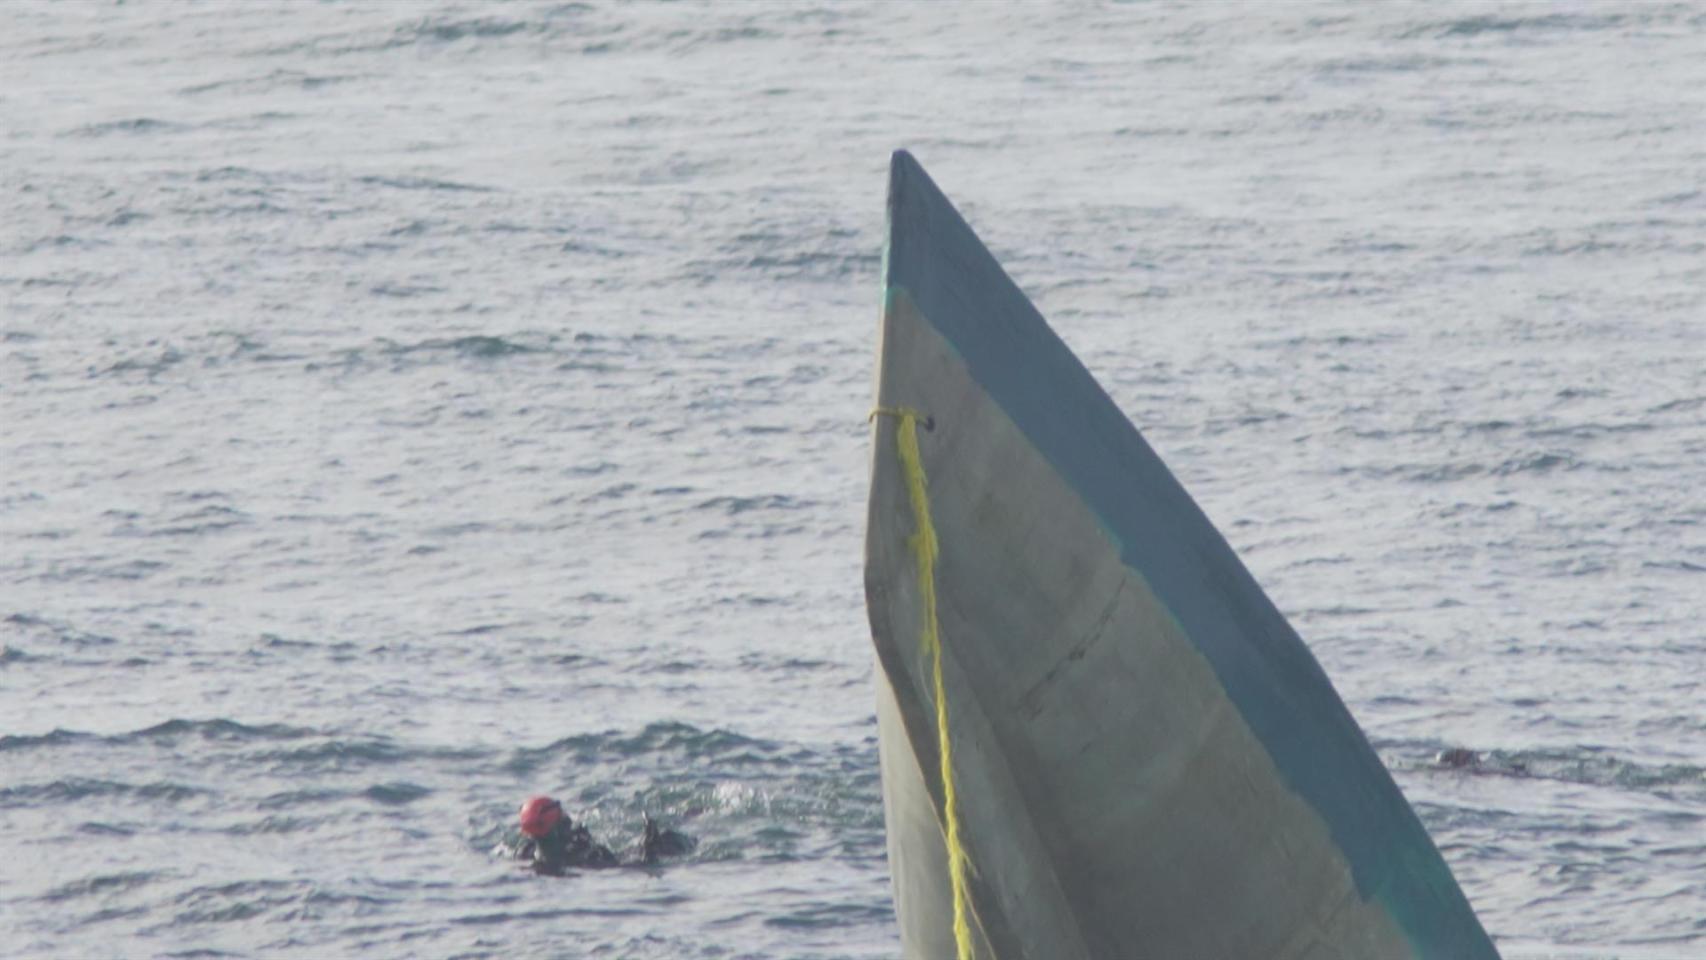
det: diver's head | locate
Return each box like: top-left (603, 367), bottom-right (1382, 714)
top-left (519, 795), bottom-right (564, 838)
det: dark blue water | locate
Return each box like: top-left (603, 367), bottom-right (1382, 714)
top-left (3, 2), bottom-right (1703, 956)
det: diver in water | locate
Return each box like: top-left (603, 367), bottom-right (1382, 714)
top-left (516, 795), bottom-right (692, 876)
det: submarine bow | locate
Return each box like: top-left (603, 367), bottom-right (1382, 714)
top-left (863, 150), bottom-right (1499, 960)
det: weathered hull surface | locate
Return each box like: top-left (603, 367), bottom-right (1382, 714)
top-left (863, 151), bottom-right (1499, 960)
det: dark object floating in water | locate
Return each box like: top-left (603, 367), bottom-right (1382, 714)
top-left (863, 150), bottom-right (1500, 959)
top-left (1437, 747), bottom-right (1481, 769)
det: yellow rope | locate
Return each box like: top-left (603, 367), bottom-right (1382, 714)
top-left (872, 405), bottom-right (974, 960)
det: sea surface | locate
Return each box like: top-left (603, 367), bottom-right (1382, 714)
top-left (2, 2), bottom-right (1703, 957)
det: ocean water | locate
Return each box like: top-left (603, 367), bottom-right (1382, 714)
top-left (2, 1), bottom-right (1703, 956)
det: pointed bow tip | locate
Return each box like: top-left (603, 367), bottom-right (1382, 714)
top-left (889, 147), bottom-right (940, 194)
top-left (887, 149), bottom-right (919, 204)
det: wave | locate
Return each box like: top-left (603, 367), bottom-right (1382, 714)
top-left (0, 728), bottom-right (97, 752)
top-left (695, 494), bottom-right (817, 516)
top-left (0, 718), bottom-right (314, 754)
top-left (249, 3), bottom-right (796, 61)
top-left (393, 15), bottom-right (532, 45)
top-left (764, 900), bottom-right (894, 930)
top-left (43, 870), bottom-right (167, 903)
top-left (250, 738), bottom-right (408, 771)
top-left (0, 778), bottom-right (208, 808)
top-left (218, 814), bottom-right (331, 836)
top-left (378, 334), bottom-right (542, 358)
top-left (65, 117), bottom-right (189, 138)
top-left (1421, 746), bottom-right (1706, 791)
top-left (5, 613), bottom-right (119, 647)
top-left (133, 718), bottom-right (314, 743)
top-left (111, 504), bottom-right (251, 539)
top-left (682, 223), bottom-right (878, 285)
top-left (179, 69), bottom-right (357, 97)
top-left (362, 781), bottom-right (433, 806)
top-left (1338, 449), bottom-right (1590, 485)
top-left (57, 326), bottom-right (612, 385)
top-left (522, 721), bottom-right (787, 767)
top-left (166, 878), bottom-right (315, 928)
top-left (1399, 12), bottom-right (1634, 40)
top-left (355, 174), bottom-right (494, 193)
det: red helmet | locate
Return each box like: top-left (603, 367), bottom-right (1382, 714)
top-left (519, 795), bottom-right (563, 838)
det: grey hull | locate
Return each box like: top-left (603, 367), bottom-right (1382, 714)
top-left (863, 151), bottom-right (1499, 959)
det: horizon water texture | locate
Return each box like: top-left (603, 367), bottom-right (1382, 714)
top-left (2, 2), bottom-right (1704, 957)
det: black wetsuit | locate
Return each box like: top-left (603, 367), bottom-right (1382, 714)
top-left (520, 815), bottom-right (692, 875)
top-left (520, 819), bottom-right (619, 875)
